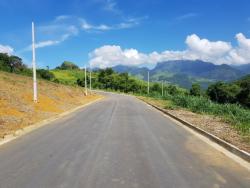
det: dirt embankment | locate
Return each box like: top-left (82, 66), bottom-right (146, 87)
top-left (138, 96), bottom-right (250, 153)
top-left (0, 71), bottom-right (102, 138)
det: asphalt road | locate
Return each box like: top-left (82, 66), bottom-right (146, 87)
top-left (0, 93), bottom-right (249, 188)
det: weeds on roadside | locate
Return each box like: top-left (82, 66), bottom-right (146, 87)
top-left (145, 93), bottom-right (250, 135)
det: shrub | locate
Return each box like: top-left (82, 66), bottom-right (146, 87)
top-left (37, 69), bottom-right (55, 80)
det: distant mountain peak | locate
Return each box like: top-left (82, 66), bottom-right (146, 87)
top-left (111, 60), bottom-right (245, 89)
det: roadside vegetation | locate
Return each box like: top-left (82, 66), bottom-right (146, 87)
top-left (0, 52), bottom-right (249, 136)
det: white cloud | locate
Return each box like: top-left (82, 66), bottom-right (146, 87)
top-left (80, 17), bottom-right (141, 31)
top-left (89, 45), bottom-right (147, 68)
top-left (89, 33), bottom-right (250, 68)
top-left (103, 0), bottom-right (121, 14)
top-left (54, 15), bottom-right (71, 22)
top-left (80, 19), bottom-right (112, 31)
top-left (21, 18), bottom-right (79, 52)
top-left (176, 13), bottom-right (198, 21)
top-left (35, 40), bottom-right (60, 48)
top-left (0, 44), bottom-right (14, 55)
top-left (19, 14), bottom-right (143, 53)
top-left (186, 34), bottom-right (232, 57)
top-left (227, 33), bottom-right (250, 64)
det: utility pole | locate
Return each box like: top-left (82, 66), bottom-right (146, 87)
top-left (162, 81), bottom-right (164, 97)
top-left (89, 66), bottom-right (92, 91)
top-left (147, 71), bottom-right (150, 94)
top-left (85, 65), bottom-right (87, 96)
top-left (32, 22), bottom-right (37, 103)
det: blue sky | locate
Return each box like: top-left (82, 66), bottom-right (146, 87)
top-left (0, 0), bottom-right (250, 68)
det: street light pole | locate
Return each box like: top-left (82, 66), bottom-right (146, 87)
top-left (85, 65), bottom-right (87, 96)
top-left (147, 71), bottom-right (150, 94)
top-left (32, 22), bottom-right (37, 103)
top-left (89, 66), bottom-right (92, 91)
top-left (162, 81), bottom-right (164, 97)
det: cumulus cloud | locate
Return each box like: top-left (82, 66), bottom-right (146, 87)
top-left (228, 33), bottom-right (250, 64)
top-left (0, 44), bottom-right (14, 55)
top-left (89, 33), bottom-right (250, 68)
top-left (186, 34), bottom-right (232, 57)
top-left (89, 45), bottom-right (147, 68)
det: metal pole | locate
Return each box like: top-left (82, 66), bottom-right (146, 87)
top-left (85, 65), bottom-right (87, 95)
top-left (147, 71), bottom-right (149, 94)
top-left (32, 22), bottom-right (37, 103)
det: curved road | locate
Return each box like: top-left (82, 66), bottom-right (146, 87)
top-left (0, 93), bottom-right (249, 188)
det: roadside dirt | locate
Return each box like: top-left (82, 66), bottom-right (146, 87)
top-left (0, 71), bottom-right (102, 138)
top-left (138, 96), bottom-right (250, 153)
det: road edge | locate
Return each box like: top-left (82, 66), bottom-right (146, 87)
top-left (0, 96), bottom-right (105, 147)
top-left (138, 98), bottom-right (250, 166)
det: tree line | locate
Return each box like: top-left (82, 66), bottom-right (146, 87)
top-left (1, 53), bottom-right (249, 108)
top-left (0, 53), bottom-right (55, 80)
top-left (76, 66), bottom-right (249, 108)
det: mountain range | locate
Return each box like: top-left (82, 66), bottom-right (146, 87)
top-left (112, 60), bottom-right (250, 89)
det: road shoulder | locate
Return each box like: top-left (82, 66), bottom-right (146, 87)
top-left (0, 96), bottom-right (104, 147)
top-left (137, 96), bottom-right (250, 170)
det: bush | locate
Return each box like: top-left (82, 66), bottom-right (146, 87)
top-left (37, 69), bottom-right (55, 80)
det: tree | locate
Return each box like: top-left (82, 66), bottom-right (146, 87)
top-left (9, 56), bottom-right (26, 72)
top-left (57, 61), bottom-right (79, 70)
top-left (207, 82), bottom-right (241, 104)
top-left (236, 76), bottom-right (250, 107)
top-left (190, 83), bottom-right (202, 96)
top-left (167, 85), bottom-right (178, 95)
top-left (0, 53), bottom-right (27, 73)
top-left (151, 83), bottom-right (161, 93)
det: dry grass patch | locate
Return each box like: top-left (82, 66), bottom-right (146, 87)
top-left (0, 71), bottom-right (103, 138)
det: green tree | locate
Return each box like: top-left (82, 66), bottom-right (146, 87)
top-left (190, 83), bottom-right (202, 96)
top-left (207, 82), bottom-right (241, 104)
top-left (57, 61), bottom-right (79, 70)
top-left (151, 83), bottom-right (161, 93)
top-left (236, 76), bottom-right (250, 107)
top-left (0, 53), bottom-right (27, 73)
top-left (167, 85), bottom-right (178, 95)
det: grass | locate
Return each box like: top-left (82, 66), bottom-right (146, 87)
top-left (51, 69), bottom-right (85, 85)
top-left (145, 93), bottom-right (250, 135)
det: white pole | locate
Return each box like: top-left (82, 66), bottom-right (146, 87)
top-left (32, 22), bottom-right (37, 103)
top-left (89, 66), bottom-right (92, 91)
top-left (147, 71), bottom-right (149, 94)
top-left (85, 65), bottom-right (87, 96)
top-left (162, 81), bottom-right (163, 97)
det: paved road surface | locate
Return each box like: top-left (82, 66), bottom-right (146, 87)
top-left (0, 93), bottom-right (249, 188)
